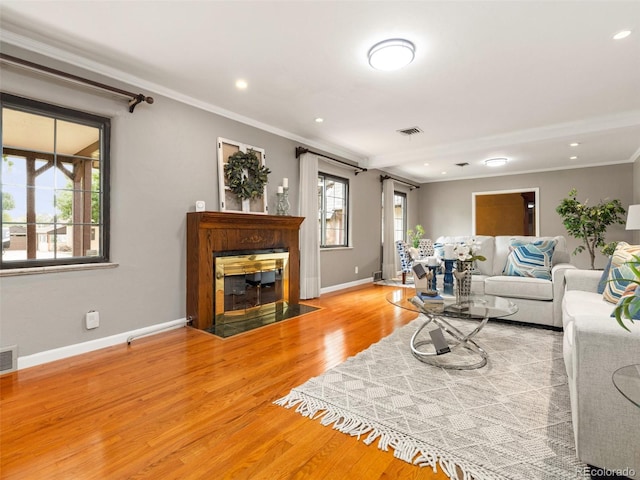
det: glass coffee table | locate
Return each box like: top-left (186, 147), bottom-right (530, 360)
top-left (387, 289), bottom-right (518, 370)
top-left (612, 364), bottom-right (640, 408)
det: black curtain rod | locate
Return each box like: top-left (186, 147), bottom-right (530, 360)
top-left (295, 146), bottom-right (367, 175)
top-left (0, 53), bottom-right (154, 113)
top-left (380, 174), bottom-right (420, 190)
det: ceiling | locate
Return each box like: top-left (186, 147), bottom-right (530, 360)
top-left (1, 1), bottom-right (639, 183)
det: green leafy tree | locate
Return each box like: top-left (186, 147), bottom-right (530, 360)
top-left (2, 191), bottom-right (15, 222)
top-left (56, 172), bottom-right (100, 223)
top-left (556, 189), bottom-right (626, 269)
top-left (407, 224), bottom-right (424, 248)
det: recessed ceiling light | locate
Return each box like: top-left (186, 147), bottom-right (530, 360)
top-left (235, 79), bottom-right (248, 90)
top-left (423, 163), bottom-right (430, 166)
top-left (613, 30), bottom-right (632, 40)
top-left (484, 158), bottom-right (508, 167)
top-left (368, 38), bottom-right (415, 71)
top-left (570, 156), bottom-right (578, 160)
top-left (570, 142), bottom-right (580, 147)
top-left (441, 171), bottom-right (447, 175)
top-left (314, 117), bottom-right (324, 123)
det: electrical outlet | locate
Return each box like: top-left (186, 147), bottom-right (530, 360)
top-left (86, 311), bottom-right (99, 329)
top-left (355, 266), bottom-right (358, 274)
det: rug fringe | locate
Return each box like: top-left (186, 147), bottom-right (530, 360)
top-left (274, 390), bottom-right (502, 480)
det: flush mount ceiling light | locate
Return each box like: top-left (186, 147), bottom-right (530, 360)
top-left (484, 158), bottom-right (508, 167)
top-left (368, 39), bottom-right (415, 71)
top-left (613, 30), bottom-right (632, 40)
top-left (235, 79), bottom-right (248, 90)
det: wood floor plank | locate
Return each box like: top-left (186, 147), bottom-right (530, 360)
top-left (1, 284), bottom-right (449, 479)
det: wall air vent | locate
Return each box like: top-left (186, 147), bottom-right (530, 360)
top-left (0, 345), bottom-right (17, 374)
top-left (397, 126), bottom-right (423, 136)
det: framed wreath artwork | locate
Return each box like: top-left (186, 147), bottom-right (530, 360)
top-left (217, 137), bottom-right (270, 213)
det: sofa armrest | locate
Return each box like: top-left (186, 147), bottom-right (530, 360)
top-left (565, 268), bottom-right (602, 293)
top-left (551, 263), bottom-right (576, 328)
top-left (569, 315), bottom-right (640, 472)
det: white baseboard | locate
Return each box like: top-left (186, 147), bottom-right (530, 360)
top-left (17, 318), bottom-right (187, 371)
top-left (320, 277), bottom-right (372, 295)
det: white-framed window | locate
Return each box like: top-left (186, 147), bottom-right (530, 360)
top-left (318, 172), bottom-right (349, 247)
top-left (393, 191), bottom-right (407, 243)
top-left (1, 93), bottom-right (110, 268)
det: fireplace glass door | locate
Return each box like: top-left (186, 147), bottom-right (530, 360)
top-left (214, 250), bottom-right (289, 324)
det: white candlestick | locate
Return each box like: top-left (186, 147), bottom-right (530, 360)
top-left (277, 186), bottom-right (283, 193)
top-left (282, 177), bottom-right (288, 188)
top-left (444, 244), bottom-right (455, 260)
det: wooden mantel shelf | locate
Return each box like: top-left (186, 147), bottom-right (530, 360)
top-left (186, 212), bottom-right (305, 330)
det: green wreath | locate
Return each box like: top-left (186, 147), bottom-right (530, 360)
top-left (224, 150), bottom-right (271, 200)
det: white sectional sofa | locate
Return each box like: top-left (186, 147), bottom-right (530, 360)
top-left (562, 269), bottom-right (640, 478)
top-left (435, 235), bottom-right (575, 328)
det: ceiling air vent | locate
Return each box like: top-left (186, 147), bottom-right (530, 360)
top-left (397, 126), bottom-right (423, 136)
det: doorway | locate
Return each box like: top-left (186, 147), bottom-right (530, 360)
top-left (472, 188), bottom-right (539, 236)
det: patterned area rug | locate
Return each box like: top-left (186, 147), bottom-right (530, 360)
top-left (275, 316), bottom-right (585, 479)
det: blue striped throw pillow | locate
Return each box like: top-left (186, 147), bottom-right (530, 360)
top-left (503, 240), bottom-right (556, 281)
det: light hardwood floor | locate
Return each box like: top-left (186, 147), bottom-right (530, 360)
top-left (1, 284), bottom-right (449, 479)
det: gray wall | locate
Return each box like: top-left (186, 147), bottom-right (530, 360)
top-left (318, 160), bottom-right (380, 287)
top-left (0, 53), bottom-right (388, 357)
top-left (418, 164), bottom-right (634, 269)
top-left (0, 50), bottom-right (634, 359)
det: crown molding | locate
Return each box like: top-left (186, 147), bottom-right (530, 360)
top-left (369, 111), bottom-right (640, 168)
top-left (400, 159), bottom-right (633, 184)
top-left (0, 28), bottom-right (368, 165)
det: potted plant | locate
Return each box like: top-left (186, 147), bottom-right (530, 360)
top-left (407, 224), bottom-right (424, 248)
top-left (612, 254), bottom-right (640, 332)
top-left (556, 189), bottom-right (626, 269)
top-left (602, 241), bottom-right (619, 257)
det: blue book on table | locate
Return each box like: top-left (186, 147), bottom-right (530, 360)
top-left (418, 291), bottom-right (444, 302)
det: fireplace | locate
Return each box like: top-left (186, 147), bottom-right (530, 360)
top-left (186, 212), bottom-right (304, 330)
top-left (214, 249), bottom-right (289, 323)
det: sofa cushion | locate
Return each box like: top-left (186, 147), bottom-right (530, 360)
top-left (610, 283), bottom-right (640, 320)
top-left (417, 238), bottom-right (434, 258)
top-left (494, 236), bottom-right (568, 276)
top-left (610, 241), bottom-right (640, 266)
top-left (484, 275), bottom-right (553, 300)
top-left (503, 240), bottom-right (556, 280)
top-left (597, 255), bottom-right (612, 294)
top-left (602, 242), bottom-right (640, 303)
top-left (563, 289), bottom-right (616, 325)
top-left (603, 262), bottom-right (639, 304)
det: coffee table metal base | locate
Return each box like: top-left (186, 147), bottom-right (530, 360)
top-left (410, 312), bottom-right (489, 370)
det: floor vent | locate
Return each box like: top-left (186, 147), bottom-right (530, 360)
top-left (397, 126), bottom-right (423, 136)
top-left (373, 271), bottom-right (383, 282)
top-left (0, 345), bottom-right (18, 374)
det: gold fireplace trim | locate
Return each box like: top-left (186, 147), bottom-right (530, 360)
top-left (214, 251), bottom-right (290, 322)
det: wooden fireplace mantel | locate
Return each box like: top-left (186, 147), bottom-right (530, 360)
top-left (186, 212), bottom-right (304, 330)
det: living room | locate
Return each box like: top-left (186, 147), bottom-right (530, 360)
top-left (1, 2), bottom-right (639, 479)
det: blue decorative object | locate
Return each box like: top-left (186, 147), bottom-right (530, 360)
top-left (443, 259), bottom-right (455, 295)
